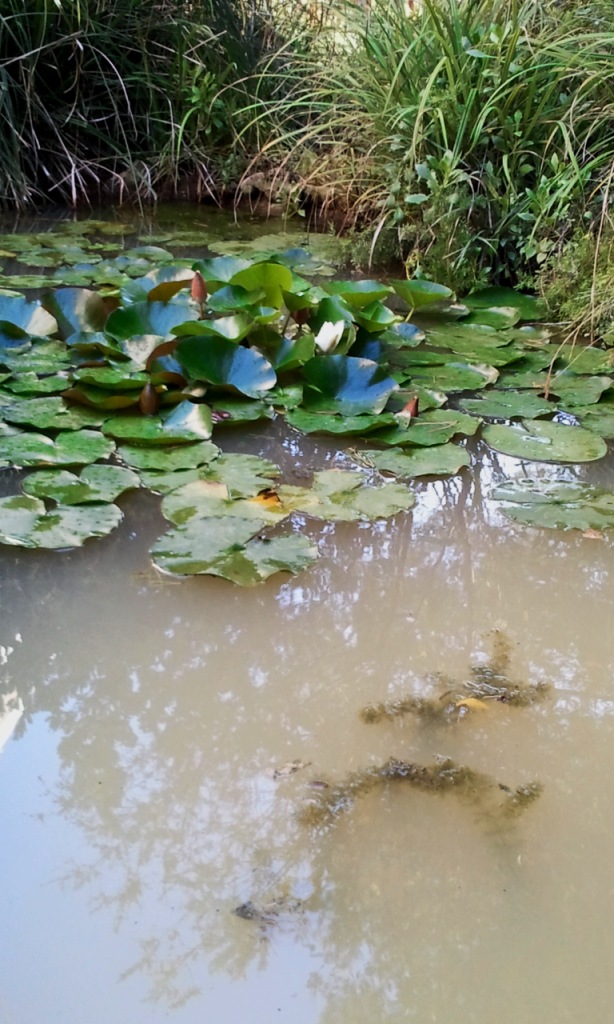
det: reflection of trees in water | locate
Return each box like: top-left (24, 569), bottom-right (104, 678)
top-left (0, 447), bottom-right (613, 1013)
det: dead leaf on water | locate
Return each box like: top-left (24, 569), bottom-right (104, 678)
top-left (271, 759), bottom-right (311, 780)
top-left (582, 528), bottom-right (605, 540)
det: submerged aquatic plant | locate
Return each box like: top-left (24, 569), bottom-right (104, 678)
top-left (298, 756), bottom-right (543, 829)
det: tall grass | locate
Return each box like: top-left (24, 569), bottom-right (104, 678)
top-left (245, 0), bottom-right (614, 285)
top-left (0, 0), bottom-right (307, 207)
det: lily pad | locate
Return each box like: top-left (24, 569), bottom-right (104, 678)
top-left (2, 396), bottom-right (103, 430)
top-left (22, 464), bottom-right (139, 504)
top-left (176, 336), bottom-right (276, 398)
top-left (464, 286), bottom-right (545, 321)
top-left (105, 299), bottom-right (198, 341)
top-left (102, 410), bottom-right (210, 445)
top-left (325, 279), bottom-right (392, 308)
top-left (277, 469), bottom-right (414, 520)
top-left (404, 361), bottom-right (498, 392)
top-left (0, 295), bottom-right (57, 337)
top-left (357, 444), bottom-right (471, 478)
top-left (161, 480), bottom-right (289, 526)
top-left (482, 419), bottom-right (607, 463)
top-left (209, 534), bottom-right (319, 586)
top-left (391, 280), bottom-right (454, 310)
top-left (43, 288), bottom-right (109, 338)
top-left (491, 479), bottom-right (614, 531)
top-left (118, 440), bottom-right (220, 471)
top-left (460, 392), bottom-right (554, 420)
top-left (462, 306), bottom-right (521, 330)
top-left (302, 356), bottom-right (398, 416)
top-left (373, 409), bottom-right (479, 447)
top-left (286, 408), bottom-right (397, 435)
top-left (0, 429), bottom-right (115, 468)
top-left (4, 372), bottom-right (71, 396)
top-left (0, 494), bottom-right (122, 548)
top-left (151, 517), bottom-right (263, 575)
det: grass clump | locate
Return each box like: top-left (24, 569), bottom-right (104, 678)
top-left (245, 0), bottom-right (614, 288)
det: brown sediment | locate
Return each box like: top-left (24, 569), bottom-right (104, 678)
top-left (298, 756), bottom-right (542, 829)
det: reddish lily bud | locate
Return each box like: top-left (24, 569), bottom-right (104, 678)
top-left (403, 396), bottom-right (419, 418)
top-left (191, 271), bottom-right (208, 305)
top-left (292, 307), bottom-right (311, 326)
top-left (139, 382), bottom-right (159, 416)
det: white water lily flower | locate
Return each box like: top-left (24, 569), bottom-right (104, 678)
top-left (314, 320), bottom-right (345, 354)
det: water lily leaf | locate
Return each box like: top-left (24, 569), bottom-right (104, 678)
top-left (43, 288), bottom-right (109, 338)
top-left (0, 295), bottom-right (57, 337)
top-left (192, 256), bottom-right (253, 287)
top-left (73, 367), bottom-right (150, 391)
top-left (572, 405), bottom-right (614, 439)
top-left (268, 384), bottom-right (304, 409)
top-left (172, 315), bottom-right (252, 342)
top-left (482, 419), bottom-right (607, 463)
top-left (373, 409), bottom-right (479, 446)
top-left (230, 262), bottom-right (293, 308)
top-left (278, 469), bottom-right (414, 520)
top-left (151, 517), bottom-right (263, 575)
top-left (460, 391), bottom-right (554, 419)
top-left (0, 494), bottom-right (122, 548)
top-left (555, 345), bottom-right (614, 375)
top-left (206, 284), bottom-right (265, 313)
top-left (429, 337), bottom-right (525, 367)
top-left (357, 444), bottom-right (470, 478)
top-left (210, 534), bottom-right (319, 586)
top-left (63, 384), bottom-right (141, 411)
top-left (353, 300), bottom-right (400, 334)
top-left (405, 361), bottom-right (498, 392)
top-left (464, 286), bottom-right (546, 321)
top-left (386, 386), bottom-right (448, 413)
top-left (102, 410), bottom-right (209, 445)
top-left (310, 295), bottom-right (354, 333)
top-left (162, 401), bottom-right (213, 440)
top-left (120, 266), bottom-right (193, 304)
top-left (1, 429), bottom-right (111, 468)
top-left (140, 453), bottom-right (280, 497)
top-left (22, 464), bottom-right (139, 504)
top-left (302, 355), bottom-right (398, 415)
top-left (255, 332), bottom-right (315, 371)
top-left (1, 340), bottom-right (72, 374)
top-left (325, 279), bottom-right (393, 308)
top-left (118, 440), bottom-right (219, 471)
top-left (4, 372), bottom-right (71, 396)
top-left (380, 322), bottom-right (425, 348)
top-left (550, 374), bottom-right (612, 408)
top-left (286, 408), bottom-right (396, 435)
top-left (176, 336), bottom-right (276, 397)
top-left (161, 480), bottom-right (288, 526)
top-left (491, 479), bottom-right (614, 531)
top-left (105, 300), bottom-right (198, 341)
top-left (462, 306), bottom-right (521, 330)
top-left (2, 396), bottom-right (103, 430)
top-left (210, 398), bottom-right (274, 424)
top-left (391, 279), bottom-right (454, 310)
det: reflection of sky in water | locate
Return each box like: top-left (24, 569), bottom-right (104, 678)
top-left (2, 436), bottom-right (614, 1022)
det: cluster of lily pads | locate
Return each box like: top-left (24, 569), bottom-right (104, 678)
top-left (1, 239), bottom-right (614, 583)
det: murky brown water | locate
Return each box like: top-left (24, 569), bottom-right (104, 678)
top-left (2, 414), bottom-right (614, 1024)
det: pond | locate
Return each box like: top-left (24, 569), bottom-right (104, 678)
top-left (1, 209), bottom-right (614, 1024)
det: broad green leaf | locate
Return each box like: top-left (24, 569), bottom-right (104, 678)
top-left (230, 262), bottom-right (293, 308)
top-left (278, 469), bottom-right (414, 520)
top-left (118, 440), bottom-right (220, 471)
top-left (73, 367), bottom-right (150, 391)
top-left (357, 444), bottom-right (470, 477)
top-left (391, 279), bottom-right (454, 310)
top-left (102, 411), bottom-right (209, 445)
top-left (255, 333), bottom-right (315, 372)
top-left (1, 340), bottom-right (71, 374)
top-left (22, 464), bottom-right (139, 504)
top-left (172, 315), bottom-right (252, 342)
top-left (151, 517), bottom-right (263, 576)
top-left (43, 288), bottom-right (109, 338)
top-left (161, 480), bottom-right (289, 526)
top-left (482, 419), bottom-right (607, 463)
top-left (353, 300), bottom-right (400, 334)
top-left (105, 299), bottom-right (198, 341)
top-left (462, 306), bottom-right (521, 330)
top-left (0, 494), bottom-right (122, 548)
top-left (373, 409), bottom-right (479, 447)
top-left (302, 355), bottom-right (398, 416)
top-left (0, 295), bottom-right (57, 336)
top-left (268, 384), bottom-right (304, 409)
top-left (209, 533), bottom-right (319, 586)
top-left (120, 266), bottom-right (193, 304)
top-left (192, 256), bottom-right (253, 287)
top-left (573, 405), bottom-right (614, 439)
top-left (62, 385), bottom-right (141, 410)
top-left (206, 284), bottom-right (265, 313)
top-left (460, 392), bottom-right (554, 419)
top-left (491, 479), bottom-right (614, 531)
top-left (211, 398), bottom-right (274, 424)
top-left (464, 286), bottom-right (545, 321)
top-left (550, 374), bottom-right (612, 408)
top-left (286, 408), bottom-right (396, 435)
top-left (0, 429), bottom-right (114, 467)
top-left (325, 279), bottom-right (392, 308)
top-left (162, 401), bottom-right (213, 440)
top-left (2, 396), bottom-right (103, 430)
top-left (404, 361), bottom-right (498, 392)
top-left (176, 336), bottom-right (276, 397)
top-left (4, 372), bottom-right (71, 396)
top-left (555, 345), bottom-right (614, 375)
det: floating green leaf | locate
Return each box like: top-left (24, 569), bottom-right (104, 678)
top-left (230, 262), bottom-right (293, 308)
top-left (464, 286), bottom-right (546, 321)
top-left (357, 444), bottom-right (470, 478)
top-left (325, 280), bottom-right (393, 308)
top-left (286, 408), bottom-right (396, 435)
top-left (404, 361), bottom-right (498, 392)
top-left (176, 336), bottom-right (276, 397)
top-left (391, 280), bottom-right (454, 310)
top-left (22, 464), bottom-right (139, 504)
top-left (0, 494), bottom-right (122, 548)
top-left (161, 480), bottom-right (289, 526)
top-left (462, 306), bottom-right (521, 330)
top-left (43, 288), bottom-right (109, 338)
top-left (491, 479), bottom-right (614, 531)
top-left (2, 396), bottom-right (103, 430)
top-left (277, 469), bottom-right (414, 520)
top-left (118, 440), bottom-right (220, 471)
top-left (151, 517), bottom-right (264, 575)
top-left (302, 355), bottom-right (398, 415)
top-left (482, 419), bottom-right (607, 463)
top-left (105, 299), bottom-right (198, 341)
top-left (0, 295), bottom-right (57, 337)
top-left (373, 409), bottom-right (479, 446)
top-left (0, 429), bottom-right (114, 468)
top-left (209, 534), bottom-right (319, 586)
top-left (460, 392), bottom-right (554, 419)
